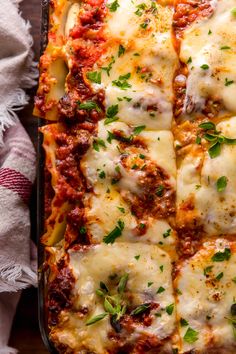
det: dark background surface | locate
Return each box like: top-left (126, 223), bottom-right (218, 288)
top-left (9, 1), bottom-right (48, 353)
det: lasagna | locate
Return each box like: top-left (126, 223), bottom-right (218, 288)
top-left (34, 0), bottom-right (236, 353)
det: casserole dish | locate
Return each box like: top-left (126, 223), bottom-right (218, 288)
top-left (35, 1), bottom-right (236, 353)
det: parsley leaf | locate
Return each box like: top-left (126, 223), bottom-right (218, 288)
top-left (211, 248), bottom-right (231, 262)
top-left (133, 125), bottom-right (146, 135)
top-left (86, 71), bottom-right (101, 84)
top-left (118, 44), bottom-right (125, 57)
top-left (215, 272), bottom-right (224, 281)
top-left (107, 0), bottom-right (120, 12)
top-left (216, 176), bottom-right (228, 192)
top-left (105, 104), bottom-right (119, 125)
top-left (78, 101), bottom-right (101, 112)
top-left (103, 220), bottom-right (125, 244)
top-left (183, 327), bottom-right (199, 343)
top-left (200, 64), bottom-right (209, 70)
top-left (166, 303), bottom-right (174, 315)
top-left (163, 229), bottom-right (171, 238)
top-left (180, 318), bottom-right (189, 327)
top-left (225, 78), bottom-right (234, 86)
top-left (93, 138), bottom-right (106, 152)
top-left (156, 286), bottom-right (165, 294)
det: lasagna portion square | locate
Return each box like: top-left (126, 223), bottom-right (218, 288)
top-left (176, 116), bottom-right (236, 242)
top-left (48, 242), bottom-right (177, 354)
top-left (175, 239), bottom-right (236, 354)
top-left (40, 120), bottom-right (177, 249)
top-left (175, 0), bottom-right (236, 119)
top-left (35, 0), bottom-right (178, 129)
top-left (80, 119), bottom-right (176, 249)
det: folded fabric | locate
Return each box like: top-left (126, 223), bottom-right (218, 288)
top-left (0, 0), bottom-right (38, 353)
top-left (0, 0), bottom-right (37, 145)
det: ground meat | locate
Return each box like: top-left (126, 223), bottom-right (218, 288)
top-left (47, 264), bottom-right (75, 326)
top-left (121, 158), bottom-right (175, 220)
top-left (173, 0), bottom-right (214, 39)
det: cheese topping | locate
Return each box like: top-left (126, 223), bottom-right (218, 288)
top-left (177, 116), bottom-right (236, 235)
top-left (176, 239), bottom-right (236, 353)
top-left (80, 119), bottom-right (176, 248)
top-left (90, 0), bottom-right (178, 130)
top-left (181, 0), bottom-right (236, 116)
top-left (50, 243), bottom-right (175, 353)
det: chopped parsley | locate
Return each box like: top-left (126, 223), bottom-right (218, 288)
top-left (134, 255), bottom-right (140, 260)
top-left (200, 64), bottom-right (209, 70)
top-left (93, 138), bottom-right (106, 152)
top-left (180, 318), bottom-right (189, 327)
top-left (86, 71), bottom-right (101, 84)
top-left (225, 78), bottom-right (234, 86)
top-left (231, 8), bottom-right (236, 17)
top-left (216, 176), bottom-right (228, 192)
top-left (80, 226), bottom-right (87, 234)
top-left (156, 185), bottom-right (164, 197)
top-left (220, 45), bottom-right (231, 50)
top-left (112, 73), bottom-right (132, 90)
top-left (156, 286), bottom-right (165, 294)
top-left (198, 122), bottom-right (236, 158)
top-left (105, 104), bottom-right (119, 125)
top-left (166, 303), bottom-right (174, 315)
top-left (117, 207), bottom-right (125, 214)
top-left (78, 101), bottom-right (101, 112)
top-left (107, 0), bottom-right (120, 12)
top-left (148, 282), bottom-right (154, 287)
top-left (183, 327), bottom-right (199, 343)
top-left (211, 248), bottom-right (231, 262)
top-left (204, 266), bottom-right (213, 276)
top-left (99, 170), bottom-right (106, 179)
top-left (163, 229), bottom-right (171, 238)
top-left (102, 56), bottom-right (115, 76)
top-left (215, 272), bottom-right (224, 281)
top-left (118, 44), bottom-right (126, 57)
top-left (140, 21), bottom-right (149, 29)
top-left (103, 220), bottom-right (125, 244)
top-left (133, 125), bottom-right (146, 135)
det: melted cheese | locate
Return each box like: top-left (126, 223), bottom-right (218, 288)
top-left (181, 0), bottom-right (236, 116)
top-left (81, 120), bottom-right (176, 188)
top-left (176, 239), bottom-right (236, 353)
top-left (50, 243), bottom-right (175, 353)
top-left (177, 116), bottom-right (236, 235)
top-left (80, 119), bottom-right (176, 248)
top-left (91, 0), bottom-right (178, 130)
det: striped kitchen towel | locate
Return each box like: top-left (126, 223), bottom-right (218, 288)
top-left (0, 122), bottom-right (37, 354)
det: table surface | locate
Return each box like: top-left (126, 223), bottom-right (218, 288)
top-left (9, 1), bottom-right (48, 353)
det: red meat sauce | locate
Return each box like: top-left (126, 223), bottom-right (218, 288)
top-left (35, 0), bottom-right (107, 120)
top-left (47, 257), bottom-right (75, 326)
top-left (173, 0), bottom-right (214, 40)
top-left (43, 122), bottom-right (94, 248)
top-left (172, 1), bottom-right (216, 118)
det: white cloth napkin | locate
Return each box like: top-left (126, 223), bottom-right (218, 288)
top-left (0, 0), bottom-right (38, 353)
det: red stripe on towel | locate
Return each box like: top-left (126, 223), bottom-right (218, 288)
top-left (0, 168), bottom-right (32, 204)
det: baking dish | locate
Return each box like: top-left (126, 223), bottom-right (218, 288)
top-left (37, 1), bottom-right (58, 352)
